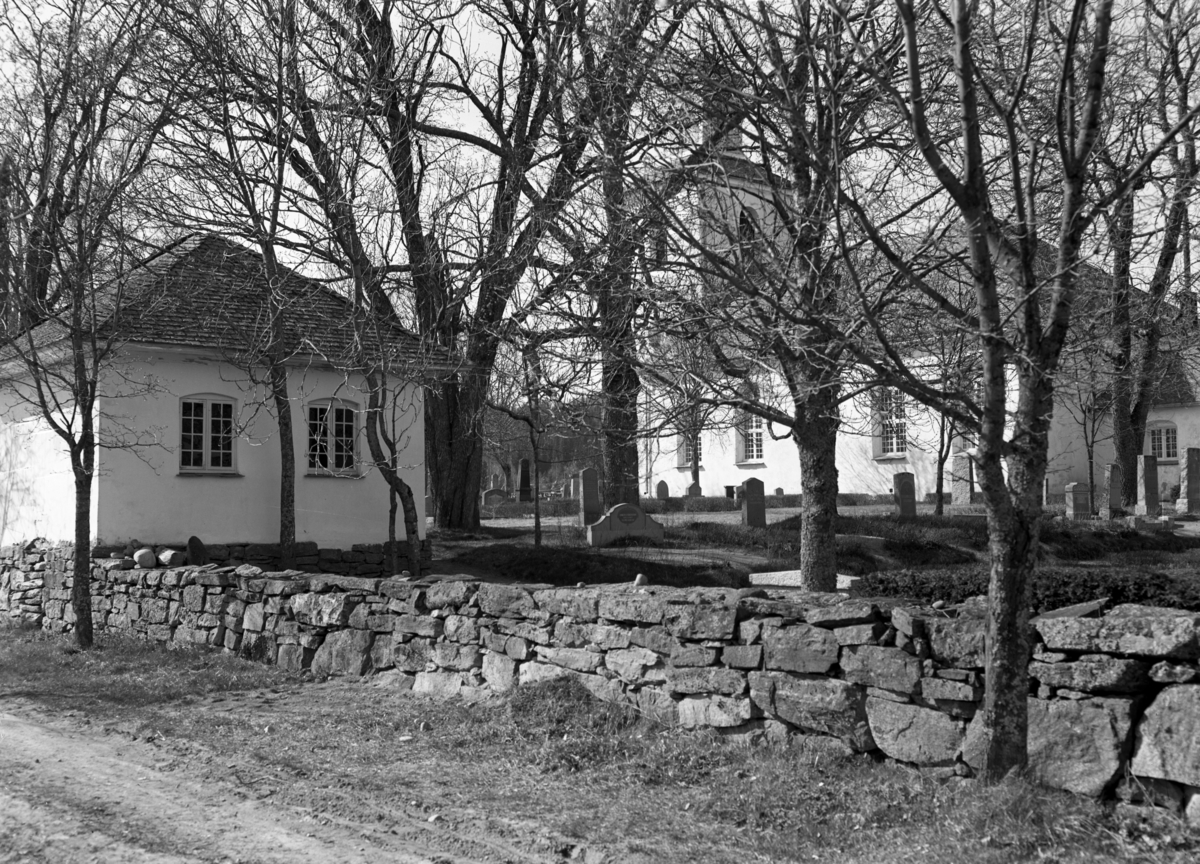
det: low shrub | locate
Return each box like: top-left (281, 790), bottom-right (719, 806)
top-left (860, 563), bottom-right (1200, 613)
top-left (683, 495), bottom-right (740, 512)
top-left (483, 498), bottom-right (580, 519)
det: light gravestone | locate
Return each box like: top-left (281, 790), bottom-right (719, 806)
top-left (893, 472), bottom-right (917, 519)
top-left (1135, 455), bottom-right (1159, 517)
top-left (1100, 463), bottom-right (1122, 520)
top-left (742, 477), bottom-right (767, 528)
top-left (481, 488), bottom-right (506, 507)
top-left (1178, 448), bottom-right (1200, 514)
top-left (950, 452), bottom-right (973, 508)
top-left (587, 503), bottom-right (665, 548)
top-left (656, 480), bottom-right (670, 500)
top-left (518, 459), bottom-right (532, 502)
top-left (686, 481), bottom-right (702, 497)
top-left (1064, 483), bottom-right (1090, 520)
top-left (579, 467), bottom-right (602, 526)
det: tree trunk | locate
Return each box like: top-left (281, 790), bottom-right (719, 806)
top-left (270, 362), bottom-right (295, 568)
top-left (425, 369), bottom-right (486, 529)
top-left (793, 395), bottom-right (839, 592)
top-left (71, 461), bottom-right (94, 649)
top-left (387, 483), bottom-right (399, 575)
top-left (600, 350), bottom-right (641, 508)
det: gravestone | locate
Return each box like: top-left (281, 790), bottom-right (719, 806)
top-left (579, 467), bottom-right (601, 526)
top-left (1178, 448), bottom-right (1200, 514)
top-left (725, 485), bottom-right (736, 499)
top-left (893, 472), bottom-right (916, 518)
top-left (1064, 482), bottom-right (1090, 521)
top-left (518, 459), bottom-right (532, 502)
top-left (186, 536), bottom-right (210, 567)
top-left (481, 488), bottom-right (506, 507)
top-left (490, 473), bottom-right (500, 489)
top-left (587, 503), bottom-right (665, 548)
top-left (686, 481), bottom-right (701, 497)
top-left (741, 477), bottom-right (766, 528)
top-left (774, 487), bottom-right (784, 497)
top-left (655, 480), bottom-right (669, 500)
top-left (950, 452), bottom-right (973, 508)
top-left (1135, 455), bottom-right (1159, 516)
top-left (425, 494), bottom-right (433, 516)
top-left (1100, 463), bottom-right (1122, 519)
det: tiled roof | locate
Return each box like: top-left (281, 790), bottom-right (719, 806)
top-left (18, 234), bottom-right (429, 369)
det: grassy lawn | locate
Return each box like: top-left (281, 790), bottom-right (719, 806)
top-left (2, 622), bottom-right (1196, 863)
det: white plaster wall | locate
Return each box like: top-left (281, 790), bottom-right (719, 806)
top-left (95, 347), bottom-right (424, 547)
top-left (0, 394), bottom-right (99, 545)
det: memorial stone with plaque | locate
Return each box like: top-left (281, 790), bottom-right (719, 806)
top-left (587, 503), bottom-right (665, 548)
top-left (1065, 482), bottom-right (1090, 520)
top-left (482, 488), bottom-right (506, 506)
top-left (742, 477), bottom-right (766, 528)
top-left (893, 472), bottom-right (916, 518)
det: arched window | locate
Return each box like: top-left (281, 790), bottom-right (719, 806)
top-left (307, 399), bottom-right (358, 474)
top-left (1147, 422), bottom-right (1178, 460)
top-left (179, 395), bottom-right (236, 474)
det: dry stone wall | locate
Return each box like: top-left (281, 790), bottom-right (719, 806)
top-left (3, 540), bottom-right (1199, 823)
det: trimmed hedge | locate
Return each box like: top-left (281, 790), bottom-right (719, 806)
top-left (859, 564), bottom-right (1200, 613)
top-left (483, 499), bottom-right (580, 519)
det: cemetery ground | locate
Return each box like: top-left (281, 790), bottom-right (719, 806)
top-left (2, 619), bottom-right (1198, 864)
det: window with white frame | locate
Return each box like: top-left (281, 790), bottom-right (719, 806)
top-left (307, 401), bottom-right (357, 473)
top-left (740, 414), bottom-right (764, 462)
top-left (179, 396), bottom-right (235, 473)
top-left (1149, 424), bottom-right (1178, 460)
top-left (879, 389), bottom-right (907, 455)
top-left (678, 431), bottom-right (702, 467)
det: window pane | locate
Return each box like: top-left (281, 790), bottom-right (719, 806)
top-left (210, 401), bottom-right (233, 469)
top-left (308, 405), bottom-right (329, 469)
top-left (1151, 428), bottom-right (1163, 459)
top-left (333, 407), bottom-right (355, 470)
top-left (1167, 427), bottom-right (1178, 459)
top-left (181, 401), bottom-right (204, 468)
top-left (881, 389), bottom-right (906, 455)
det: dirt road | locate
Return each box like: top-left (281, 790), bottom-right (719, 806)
top-left (0, 703), bottom-right (564, 864)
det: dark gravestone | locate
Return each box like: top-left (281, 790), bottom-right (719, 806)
top-left (186, 536), bottom-right (210, 566)
top-left (893, 472), bottom-right (916, 518)
top-left (655, 480), bottom-right (669, 500)
top-left (1136, 455), bottom-right (1159, 516)
top-left (579, 467), bottom-right (602, 526)
top-left (1100, 463), bottom-right (1122, 520)
top-left (741, 477), bottom-right (766, 528)
top-left (774, 487), bottom-right (784, 497)
top-left (518, 459), bottom-right (532, 502)
top-left (1178, 448), bottom-right (1200, 514)
top-left (687, 481), bottom-right (701, 497)
top-left (725, 485), bottom-right (736, 499)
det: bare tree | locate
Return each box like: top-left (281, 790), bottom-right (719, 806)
top-left (0, 0), bottom-right (174, 647)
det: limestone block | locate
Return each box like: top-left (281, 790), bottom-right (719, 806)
top-left (665, 666), bottom-right (746, 696)
top-left (806, 601), bottom-right (880, 629)
top-left (482, 651), bottom-right (518, 692)
top-left (1149, 661), bottom-right (1198, 684)
top-left (157, 549), bottom-right (186, 568)
top-left (605, 646), bottom-right (660, 682)
top-left (919, 677), bottom-right (980, 702)
top-left (494, 618), bottom-right (552, 645)
top-left (424, 581), bottom-right (478, 609)
top-left (1028, 655), bottom-right (1151, 693)
top-left (1035, 610), bottom-right (1200, 660)
top-left (182, 585), bottom-right (205, 613)
top-left (926, 617), bottom-right (986, 668)
top-left (597, 591), bottom-right (668, 624)
top-left (533, 587), bottom-right (601, 620)
top-left (476, 583), bottom-right (538, 619)
top-left (840, 645), bottom-right (922, 694)
top-left (723, 644), bottom-right (763, 669)
top-left (310, 628), bottom-right (375, 678)
top-left (750, 671), bottom-right (868, 740)
top-left (393, 638), bottom-right (433, 672)
top-left (762, 624), bottom-right (839, 674)
top-left (629, 625), bottom-right (677, 654)
top-left (664, 603), bottom-right (737, 640)
top-left (1131, 685), bottom-right (1200, 787)
top-left (518, 661), bottom-right (573, 687)
top-left (670, 644), bottom-right (718, 667)
top-left (834, 623), bottom-right (888, 646)
top-left (676, 696), bottom-right (756, 728)
top-left (535, 646), bottom-right (604, 673)
top-left (866, 697), bottom-right (963, 766)
top-left (291, 592), bottom-right (356, 628)
top-left (132, 547), bottom-right (156, 569)
top-left (443, 614), bottom-right (480, 644)
top-left (395, 613), bottom-right (444, 639)
top-left (413, 671), bottom-right (463, 699)
top-left (432, 643), bottom-right (482, 671)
